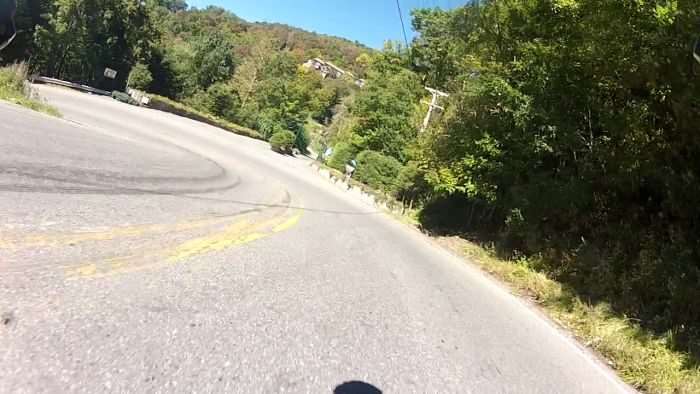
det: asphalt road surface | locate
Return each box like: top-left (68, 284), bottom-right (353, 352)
top-left (0, 85), bottom-right (633, 393)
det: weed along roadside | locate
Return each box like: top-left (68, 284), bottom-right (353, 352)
top-left (0, 63), bottom-right (60, 116)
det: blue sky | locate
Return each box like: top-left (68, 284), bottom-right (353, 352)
top-left (186, 0), bottom-right (467, 49)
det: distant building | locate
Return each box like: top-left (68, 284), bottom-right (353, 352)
top-left (303, 58), bottom-right (345, 79)
top-left (303, 57), bottom-right (365, 87)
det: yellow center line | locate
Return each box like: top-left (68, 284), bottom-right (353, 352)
top-left (272, 212), bottom-right (303, 233)
top-left (65, 208), bottom-right (304, 279)
top-left (1, 215), bottom-right (237, 249)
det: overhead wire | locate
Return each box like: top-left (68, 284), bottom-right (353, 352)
top-left (395, 0), bottom-right (410, 49)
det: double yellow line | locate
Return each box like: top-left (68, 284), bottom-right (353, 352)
top-left (65, 208), bottom-right (303, 279)
top-left (1, 198), bottom-right (303, 279)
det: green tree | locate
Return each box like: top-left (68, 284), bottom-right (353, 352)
top-left (33, 0), bottom-right (158, 89)
top-left (347, 53), bottom-right (422, 161)
top-left (411, 8), bottom-right (463, 89)
top-left (127, 63), bottom-right (153, 90)
top-left (413, 0), bottom-right (700, 339)
top-left (190, 32), bottom-right (235, 89)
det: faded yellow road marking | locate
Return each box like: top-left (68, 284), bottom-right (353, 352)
top-left (66, 209), bottom-right (303, 279)
top-left (167, 209), bottom-right (302, 262)
top-left (272, 212), bottom-right (303, 233)
top-left (167, 219), bottom-right (254, 261)
top-left (73, 264), bottom-right (97, 277)
top-left (1, 215), bottom-right (237, 249)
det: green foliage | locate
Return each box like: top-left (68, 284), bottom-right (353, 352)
top-left (294, 127), bottom-right (310, 154)
top-left (395, 161), bottom-right (428, 202)
top-left (269, 130), bottom-right (295, 154)
top-left (247, 22), bottom-right (371, 75)
top-left (1, 0), bottom-right (54, 63)
top-left (253, 111), bottom-right (283, 140)
top-left (0, 63), bottom-right (60, 116)
top-left (411, 2), bottom-right (700, 391)
top-left (0, 63), bottom-right (26, 94)
top-left (189, 32), bottom-right (235, 89)
top-left (353, 150), bottom-right (403, 194)
top-left (411, 8), bottom-right (462, 89)
top-left (127, 63), bottom-right (153, 91)
top-left (443, 237), bottom-right (700, 394)
top-left (186, 82), bottom-right (239, 120)
top-left (346, 54), bottom-right (423, 161)
top-left (32, 0), bottom-right (158, 89)
top-left (327, 142), bottom-right (357, 172)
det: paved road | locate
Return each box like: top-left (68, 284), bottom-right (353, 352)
top-left (0, 85), bottom-right (632, 393)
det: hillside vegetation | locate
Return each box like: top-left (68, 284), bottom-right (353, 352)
top-left (3, 1), bottom-right (700, 391)
top-left (2, 0), bottom-right (369, 151)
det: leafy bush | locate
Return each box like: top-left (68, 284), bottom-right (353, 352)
top-left (327, 142), bottom-right (357, 172)
top-left (186, 83), bottom-right (239, 121)
top-left (205, 83), bottom-right (239, 120)
top-left (354, 150), bottom-right (403, 193)
top-left (269, 130), bottom-right (296, 154)
top-left (395, 161), bottom-right (429, 203)
top-left (256, 111), bottom-right (286, 140)
top-left (127, 63), bottom-right (153, 91)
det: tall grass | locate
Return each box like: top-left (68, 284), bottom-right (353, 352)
top-left (0, 63), bottom-right (60, 116)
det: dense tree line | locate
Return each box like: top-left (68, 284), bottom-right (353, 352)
top-left (412, 0), bottom-right (700, 349)
top-left (3, 0), bottom-right (700, 352)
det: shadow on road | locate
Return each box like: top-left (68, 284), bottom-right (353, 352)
top-left (334, 381), bottom-right (382, 394)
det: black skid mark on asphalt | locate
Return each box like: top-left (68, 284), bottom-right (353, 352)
top-left (0, 163), bottom-right (240, 196)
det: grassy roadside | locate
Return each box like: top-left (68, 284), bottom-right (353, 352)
top-left (311, 158), bottom-right (700, 393)
top-left (433, 236), bottom-right (700, 394)
top-left (0, 63), bottom-right (60, 117)
top-left (148, 95), bottom-right (263, 140)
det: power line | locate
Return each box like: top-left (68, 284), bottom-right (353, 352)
top-left (395, 0), bottom-right (410, 49)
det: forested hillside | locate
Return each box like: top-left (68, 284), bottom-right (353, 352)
top-left (413, 1), bottom-right (700, 348)
top-left (2, 0), bottom-right (369, 146)
top-left (3, 1), bottom-right (700, 390)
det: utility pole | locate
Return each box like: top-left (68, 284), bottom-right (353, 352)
top-left (420, 87), bottom-right (449, 133)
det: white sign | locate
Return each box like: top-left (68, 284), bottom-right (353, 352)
top-left (104, 68), bottom-right (118, 79)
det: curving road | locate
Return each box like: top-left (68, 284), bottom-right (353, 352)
top-left (0, 85), bottom-right (632, 393)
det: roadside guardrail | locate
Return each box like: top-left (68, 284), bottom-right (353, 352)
top-left (31, 76), bottom-right (111, 96)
